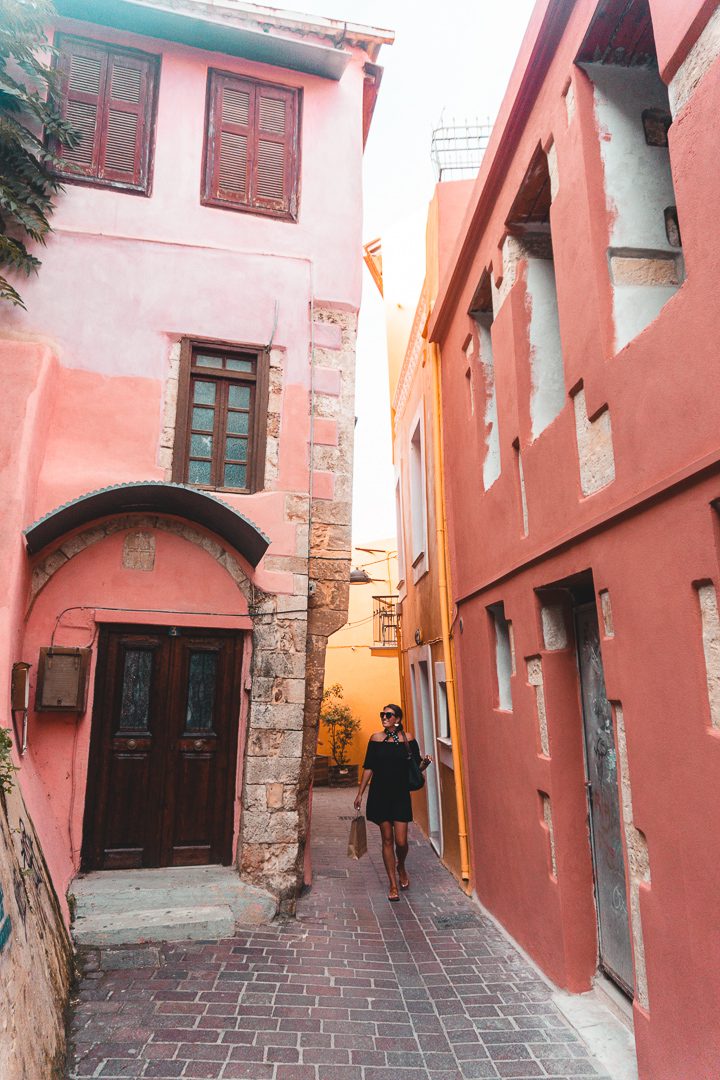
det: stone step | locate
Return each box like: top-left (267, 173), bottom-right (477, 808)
top-left (73, 904), bottom-right (236, 946)
top-left (69, 866), bottom-right (278, 947)
top-left (73, 884), bottom-right (275, 922)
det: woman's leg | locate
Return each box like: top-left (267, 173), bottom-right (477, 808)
top-left (394, 821), bottom-right (409, 887)
top-left (380, 821), bottom-right (399, 898)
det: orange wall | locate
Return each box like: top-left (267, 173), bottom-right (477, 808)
top-left (319, 540), bottom-right (401, 767)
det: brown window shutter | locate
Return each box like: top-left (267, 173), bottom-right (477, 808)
top-left (99, 53), bottom-right (155, 186)
top-left (252, 86), bottom-right (297, 215)
top-left (53, 35), bottom-right (158, 194)
top-left (203, 71), bottom-right (299, 220)
top-left (207, 74), bottom-right (253, 207)
top-left (57, 40), bottom-right (108, 177)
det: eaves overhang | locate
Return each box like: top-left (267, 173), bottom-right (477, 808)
top-left (23, 481), bottom-right (271, 567)
top-left (53, 0), bottom-right (382, 79)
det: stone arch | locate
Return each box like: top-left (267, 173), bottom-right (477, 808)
top-left (29, 514), bottom-right (257, 606)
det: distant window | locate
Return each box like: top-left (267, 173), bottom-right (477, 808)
top-left (469, 269), bottom-right (500, 489)
top-left (490, 602), bottom-right (513, 711)
top-left (577, 0), bottom-right (684, 351)
top-left (409, 412), bottom-right (428, 580)
top-left (506, 148), bottom-right (565, 438)
top-left (435, 661), bottom-right (450, 741)
top-left (395, 476), bottom-right (406, 588)
top-left (203, 71), bottom-right (300, 221)
top-left (173, 341), bottom-right (269, 493)
top-left (52, 35), bottom-right (159, 194)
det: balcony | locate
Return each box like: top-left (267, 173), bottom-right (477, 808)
top-left (373, 595), bottom-right (400, 650)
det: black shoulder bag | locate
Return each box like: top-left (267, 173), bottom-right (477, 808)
top-left (401, 729), bottom-right (425, 791)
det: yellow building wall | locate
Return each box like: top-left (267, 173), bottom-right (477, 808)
top-left (319, 539), bottom-right (401, 769)
top-left (378, 180), bottom-right (475, 881)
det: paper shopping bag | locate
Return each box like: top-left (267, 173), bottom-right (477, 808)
top-left (347, 813), bottom-right (367, 859)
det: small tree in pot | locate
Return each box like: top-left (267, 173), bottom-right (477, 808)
top-left (321, 683), bottom-right (361, 785)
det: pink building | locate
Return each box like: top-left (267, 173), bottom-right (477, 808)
top-left (0, 0), bottom-right (391, 928)
top-left (428, 0), bottom-right (720, 1076)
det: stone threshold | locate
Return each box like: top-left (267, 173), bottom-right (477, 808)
top-left (69, 865), bottom-right (277, 955)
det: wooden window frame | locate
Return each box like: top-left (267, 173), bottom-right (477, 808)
top-left (51, 33), bottom-right (160, 196)
top-left (202, 69), bottom-right (301, 222)
top-left (173, 338), bottom-right (270, 494)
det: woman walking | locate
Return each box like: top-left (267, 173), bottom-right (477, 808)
top-left (354, 704), bottom-right (432, 901)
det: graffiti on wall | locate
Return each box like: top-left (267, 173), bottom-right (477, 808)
top-left (0, 885), bottom-right (11, 951)
top-left (18, 820), bottom-right (42, 890)
top-left (12, 866), bottom-right (27, 930)
top-left (5, 816), bottom-right (46, 940)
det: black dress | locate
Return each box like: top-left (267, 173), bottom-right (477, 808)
top-left (363, 735), bottom-right (422, 825)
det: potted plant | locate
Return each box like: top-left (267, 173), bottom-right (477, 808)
top-left (321, 684), bottom-right (361, 786)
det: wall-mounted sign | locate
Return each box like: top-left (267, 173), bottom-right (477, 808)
top-left (35, 648), bottom-right (91, 712)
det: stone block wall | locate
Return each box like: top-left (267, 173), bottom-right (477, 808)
top-left (238, 304), bottom-right (358, 912)
top-left (299, 307), bottom-right (357, 887)
top-left (0, 779), bottom-right (72, 1079)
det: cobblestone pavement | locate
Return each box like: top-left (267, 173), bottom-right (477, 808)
top-left (67, 788), bottom-right (610, 1080)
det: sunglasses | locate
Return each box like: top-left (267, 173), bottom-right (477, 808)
top-left (380, 711), bottom-right (397, 720)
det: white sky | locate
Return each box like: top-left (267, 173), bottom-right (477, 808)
top-left (300, 1), bottom-right (538, 542)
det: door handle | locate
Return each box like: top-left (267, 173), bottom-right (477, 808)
top-left (127, 739), bottom-right (137, 751)
top-left (193, 740), bottom-right (204, 751)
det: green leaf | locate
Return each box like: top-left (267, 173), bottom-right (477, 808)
top-left (0, 0), bottom-right (74, 307)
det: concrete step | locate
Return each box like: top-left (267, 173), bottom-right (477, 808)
top-left (69, 866), bottom-right (278, 947)
top-left (73, 904), bottom-right (235, 946)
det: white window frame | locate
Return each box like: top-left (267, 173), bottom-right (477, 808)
top-left (409, 643), bottom-right (443, 853)
top-left (434, 660), bottom-right (454, 770)
top-left (434, 661), bottom-right (451, 741)
top-left (394, 469), bottom-right (407, 601)
top-left (408, 403), bottom-right (429, 583)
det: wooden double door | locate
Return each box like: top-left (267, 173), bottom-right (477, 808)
top-left (82, 626), bottom-right (245, 872)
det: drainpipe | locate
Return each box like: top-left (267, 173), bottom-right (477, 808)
top-left (429, 340), bottom-right (471, 885)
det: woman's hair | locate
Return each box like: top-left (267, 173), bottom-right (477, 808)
top-left (384, 703), bottom-right (403, 721)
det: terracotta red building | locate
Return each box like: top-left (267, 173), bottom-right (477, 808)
top-left (428, 0), bottom-right (720, 1076)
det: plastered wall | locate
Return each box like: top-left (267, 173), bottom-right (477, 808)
top-left (429, 0), bottom-right (720, 1076)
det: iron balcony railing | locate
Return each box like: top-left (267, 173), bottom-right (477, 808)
top-left (373, 595), bottom-right (400, 649)
top-left (430, 119), bottom-right (492, 180)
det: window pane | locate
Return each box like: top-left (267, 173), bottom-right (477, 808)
top-left (195, 354), bottom-right (222, 369)
top-left (193, 380), bottom-right (216, 405)
top-left (192, 406), bottom-right (214, 431)
top-left (190, 433), bottom-right (213, 458)
top-left (189, 460), bottom-right (212, 484)
top-left (227, 411), bottom-right (249, 435)
top-left (226, 437), bottom-right (247, 461)
top-left (224, 463), bottom-right (247, 488)
top-left (228, 384), bottom-right (251, 408)
top-left (118, 649), bottom-right (152, 731)
top-left (226, 356), bottom-right (254, 372)
top-left (185, 651), bottom-right (218, 731)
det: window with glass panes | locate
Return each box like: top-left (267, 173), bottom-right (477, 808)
top-left (174, 343), bottom-right (268, 492)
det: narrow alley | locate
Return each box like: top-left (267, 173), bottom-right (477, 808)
top-left (4, 0), bottom-right (720, 1074)
top-left (67, 789), bottom-right (609, 1080)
